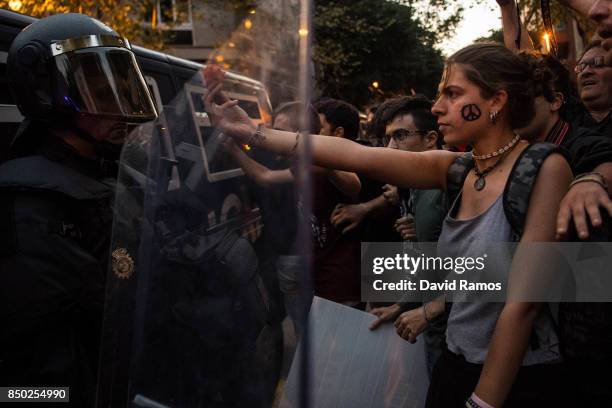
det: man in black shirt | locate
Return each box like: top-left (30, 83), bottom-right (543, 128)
top-left (519, 53), bottom-right (612, 174)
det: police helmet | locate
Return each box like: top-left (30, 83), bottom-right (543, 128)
top-left (8, 13), bottom-right (157, 123)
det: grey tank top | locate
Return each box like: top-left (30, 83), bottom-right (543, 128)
top-left (438, 193), bottom-right (561, 365)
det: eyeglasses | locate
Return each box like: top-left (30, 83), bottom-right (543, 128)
top-left (389, 128), bottom-right (425, 141)
top-left (574, 56), bottom-right (606, 73)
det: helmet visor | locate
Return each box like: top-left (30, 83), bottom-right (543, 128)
top-left (53, 47), bottom-right (158, 122)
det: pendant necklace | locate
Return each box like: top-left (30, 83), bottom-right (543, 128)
top-left (473, 156), bottom-right (506, 191)
top-left (472, 133), bottom-right (521, 191)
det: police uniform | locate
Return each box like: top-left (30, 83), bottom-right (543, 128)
top-left (0, 128), bottom-right (115, 407)
top-left (0, 13), bottom-right (157, 407)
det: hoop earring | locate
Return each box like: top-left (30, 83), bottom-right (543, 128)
top-left (489, 110), bottom-right (499, 124)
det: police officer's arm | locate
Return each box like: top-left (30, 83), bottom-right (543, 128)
top-left (496, 0), bottom-right (534, 50)
top-left (224, 138), bottom-right (293, 186)
top-left (473, 153), bottom-right (572, 407)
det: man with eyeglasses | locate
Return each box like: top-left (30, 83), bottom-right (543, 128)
top-left (573, 40), bottom-right (612, 135)
top-left (367, 96), bottom-right (449, 379)
top-left (383, 96), bottom-right (445, 243)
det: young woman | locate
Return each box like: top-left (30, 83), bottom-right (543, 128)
top-left (205, 43), bottom-right (572, 407)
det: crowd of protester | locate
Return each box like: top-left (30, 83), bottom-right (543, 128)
top-left (205, 1), bottom-right (612, 406)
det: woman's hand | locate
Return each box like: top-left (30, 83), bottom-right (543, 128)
top-left (202, 65), bottom-right (229, 104)
top-left (394, 307), bottom-right (427, 343)
top-left (204, 83), bottom-right (256, 144)
top-left (369, 304), bottom-right (402, 330)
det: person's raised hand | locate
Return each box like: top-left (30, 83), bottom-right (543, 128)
top-left (394, 307), bottom-right (427, 343)
top-left (202, 64), bottom-right (229, 104)
top-left (556, 181), bottom-right (612, 240)
top-left (330, 203), bottom-right (367, 234)
top-left (204, 83), bottom-right (256, 144)
top-left (382, 184), bottom-right (399, 206)
top-left (369, 304), bottom-right (401, 330)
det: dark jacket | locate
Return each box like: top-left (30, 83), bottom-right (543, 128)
top-left (0, 135), bottom-right (114, 408)
top-left (557, 123), bottom-right (612, 175)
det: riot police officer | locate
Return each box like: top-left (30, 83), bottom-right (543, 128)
top-left (0, 13), bottom-right (157, 407)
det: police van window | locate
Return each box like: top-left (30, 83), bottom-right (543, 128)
top-left (183, 83), bottom-right (242, 182)
top-left (191, 92), bottom-right (205, 113)
top-left (147, 72), bottom-right (175, 105)
top-left (199, 126), bottom-right (239, 173)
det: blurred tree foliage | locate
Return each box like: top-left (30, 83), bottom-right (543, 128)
top-left (400, 0), bottom-right (483, 45)
top-left (0, 0), bottom-right (166, 49)
top-left (476, 28), bottom-right (505, 44)
top-left (313, 0), bottom-right (465, 107)
top-left (0, 0), bottom-right (259, 49)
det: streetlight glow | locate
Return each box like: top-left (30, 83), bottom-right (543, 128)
top-left (8, 0), bottom-right (22, 11)
top-left (543, 32), bottom-right (551, 54)
top-left (244, 18), bottom-right (252, 30)
top-left (372, 81), bottom-right (379, 89)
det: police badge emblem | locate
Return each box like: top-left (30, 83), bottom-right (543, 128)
top-left (112, 248), bottom-right (134, 279)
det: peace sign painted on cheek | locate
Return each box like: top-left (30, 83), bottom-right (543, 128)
top-left (461, 104), bottom-right (482, 122)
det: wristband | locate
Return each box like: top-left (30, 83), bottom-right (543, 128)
top-left (246, 123), bottom-right (265, 146)
top-left (466, 393), bottom-right (495, 408)
top-left (289, 131), bottom-right (301, 158)
top-left (569, 172), bottom-right (609, 193)
top-left (422, 303), bottom-right (431, 324)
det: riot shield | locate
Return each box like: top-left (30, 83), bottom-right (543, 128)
top-left (96, 1), bottom-right (312, 407)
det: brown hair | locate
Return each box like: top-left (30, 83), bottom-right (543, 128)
top-left (518, 51), bottom-right (577, 120)
top-left (446, 42), bottom-right (536, 129)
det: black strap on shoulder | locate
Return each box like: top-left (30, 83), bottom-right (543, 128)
top-left (446, 152), bottom-right (474, 210)
top-left (503, 142), bottom-right (562, 241)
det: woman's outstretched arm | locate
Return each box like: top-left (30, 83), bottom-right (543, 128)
top-left (204, 86), bottom-right (458, 190)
